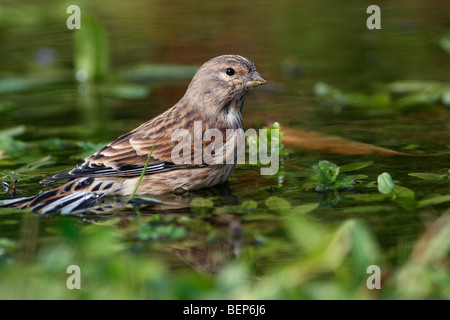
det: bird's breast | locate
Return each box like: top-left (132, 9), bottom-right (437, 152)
top-left (225, 93), bottom-right (246, 129)
top-left (226, 109), bottom-right (243, 129)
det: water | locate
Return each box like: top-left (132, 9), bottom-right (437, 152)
top-left (0, 0), bottom-right (449, 295)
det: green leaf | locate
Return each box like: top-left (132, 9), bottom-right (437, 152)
top-left (265, 196), bottom-right (291, 213)
top-left (312, 160), bottom-right (355, 191)
top-left (383, 80), bottom-right (442, 94)
top-left (408, 173), bottom-right (445, 181)
top-left (314, 160), bottom-right (340, 184)
top-left (391, 185), bottom-right (416, 211)
top-left (283, 215), bottom-right (328, 252)
top-left (351, 174), bottom-right (368, 180)
top-left (418, 195), bottom-right (450, 208)
top-left (392, 185), bottom-right (415, 200)
top-left (394, 92), bottom-right (441, 109)
top-left (377, 172), bottom-right (395, 194)
top-left (290, 203), bottom-right (318, 215)
top-left (127, 145), bottom-right (155, 202)
top-left (339, 161), bottom-right (374, 173)
top-left (341, 220), bottom-right (380, 280)
top-left (241, 200), bottom-right (258, 212)
top-left (335, 174), bottom-right (355, 189)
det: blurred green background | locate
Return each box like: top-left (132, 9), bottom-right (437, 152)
top-left (0, 0), bottom-right (449, 299)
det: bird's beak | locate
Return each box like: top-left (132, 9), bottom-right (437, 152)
top-left (245, 71), bottom-right (268, 89)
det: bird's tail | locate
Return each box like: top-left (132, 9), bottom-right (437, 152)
top-left (0, 179), bottom-right (106, 215)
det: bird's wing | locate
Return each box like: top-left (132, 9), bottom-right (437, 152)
top-left (40, 110), bottom-right (207, 185)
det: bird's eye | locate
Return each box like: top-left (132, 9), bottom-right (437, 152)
top-left (226, 68), bottom-right (235, 76)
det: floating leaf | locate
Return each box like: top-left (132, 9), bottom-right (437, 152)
top-left (418, 195), bottom-right (450, 208)
top-left (377, 172), bottom-right (395, 194)
top-left (335, 175), bottom-right (356, 189)
top-left (312, 160), bottom-right (355, 191)
top-left (214, 201), bottom-right (259, 214)
top-left (391, 185), bottom-right (416, 211)
top-left (351, 174), bottom-right (368, 180)
top-left (340, 161), bottom-right (374, 173)
top-left (408, 173), bottom-right (445, 181)
top-left (241, 200), bottom-right (258, 212)
top-left (290, 203), bottom-right (317, 215)
top-left (383, 80), bottom-right (443, 94)
top-left (394, 92), bottom-right (441, 109)
top-left (265, 196), bottom-right (291, 213)
top-left (392, 185), bottom-right (415, 198)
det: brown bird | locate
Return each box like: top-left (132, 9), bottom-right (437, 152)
top-left (1, 55), bottom-right (267, 214)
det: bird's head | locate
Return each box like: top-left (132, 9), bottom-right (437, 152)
top-left (183, 55), bottom-right (267, 114)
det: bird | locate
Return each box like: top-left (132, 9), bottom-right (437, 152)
top-left (0, 55), bottom-right (267, 214)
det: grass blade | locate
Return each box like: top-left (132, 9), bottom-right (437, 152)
top-left (127, 145), bottom-right (155, 202)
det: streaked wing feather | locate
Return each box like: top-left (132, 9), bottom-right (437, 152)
top-left (40, 106), bottom-right (213, 185)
